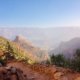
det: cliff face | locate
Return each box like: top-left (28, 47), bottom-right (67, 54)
top-left (14, 35), bottom-right (49, 62)
top-left (51, 37), bottom-right (80, 58)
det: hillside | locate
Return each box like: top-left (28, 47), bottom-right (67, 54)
top-left (14, 35), bottom-right (49, 62)
top-left (50, 37), bottom-right (80, 58)
top-left (0, 36), bottom-right (80, 80)
top-left (0, 36), bottom-right (36, 64)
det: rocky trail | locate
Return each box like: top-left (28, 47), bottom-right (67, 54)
top-left (0, 61), bottom-right (80, 80)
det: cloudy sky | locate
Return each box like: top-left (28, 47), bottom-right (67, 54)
top-left (0, 0), bottom-right (80, 27)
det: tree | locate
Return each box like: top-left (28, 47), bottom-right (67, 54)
top-left (71, 49), bottom-right (80, 71)
top-left (50, 54), bottom-right (71, 67)
top-left (4, 41), bottom-right (14, 61)
top-left (51, 54), bottom-right (65, 67)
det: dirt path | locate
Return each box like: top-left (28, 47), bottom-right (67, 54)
top-left (7, 62), bottom-right (80, 80)
top-left (7, 62), bottom-right (50, 80)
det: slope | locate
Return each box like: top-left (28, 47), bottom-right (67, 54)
top-left (0, 36), bottom-right (36, 64)
top-left (14, 35), bottom-right (49, 62)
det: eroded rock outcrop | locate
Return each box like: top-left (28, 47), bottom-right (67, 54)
top-left (0, 67), bottom-right (27, 80)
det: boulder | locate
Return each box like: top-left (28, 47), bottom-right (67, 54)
top-left (54, 72), bottom-right (64, 80)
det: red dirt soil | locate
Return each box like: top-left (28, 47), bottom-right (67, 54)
top-left (5, 61), bottom-right (80, 80)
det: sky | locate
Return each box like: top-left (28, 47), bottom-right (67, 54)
top-left (0, 0), bottom-right (80, 28)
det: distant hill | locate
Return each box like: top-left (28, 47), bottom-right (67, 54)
top-left (14, 35), bottom-right (49, 62)
top-left (1, 27), bottom-right (80, 49)
top-left (50, 37), bottom-right (80, 58)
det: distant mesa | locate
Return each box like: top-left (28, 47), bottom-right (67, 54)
top-left (14, 35), bottom-right (50, 62)
top-left (50, 37), bottom-right (80, 58)
top-left (14, 35), bottom-right (34, 46)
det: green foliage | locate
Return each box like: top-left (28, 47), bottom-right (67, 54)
top-left (46, 60), bottom-right (51, 65)
top-left (0, 57), bottom-right (6, 66)
top-left (50, 49), bottom-right (80, 72)
top-left (4, 41), bottom-right (15, 61)
top-left (50, 54), bottom-right (69, 67)
top-left (71, 49), bottom-right (80, 72)
top-left (0, 37), bottom-right (35, 64)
